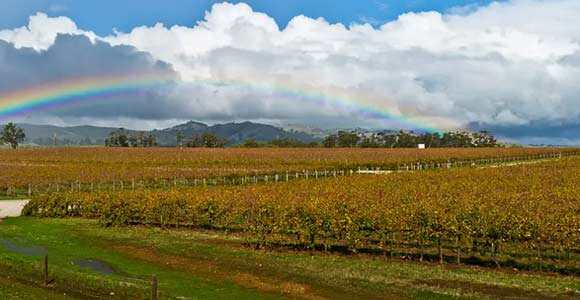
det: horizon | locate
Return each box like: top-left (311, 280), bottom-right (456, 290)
top-left (3, 119), bottom-right (575, 147)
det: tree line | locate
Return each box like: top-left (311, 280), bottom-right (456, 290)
top-left (105, 129), bottom-right (319, 148)
top-left (1, 122), bottom-right (500, 149)
top-left (240, 130), bottom-right (499, 148)
top-left (322, 130), bottom-right (499, 148)
top-left (104, 128), bottom-right (499, 148)
top-left (105, 129), bottom-right (228, 148)
top-left (104, 129), bottom-right (158, 147)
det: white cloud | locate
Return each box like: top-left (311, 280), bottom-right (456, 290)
top-left (102, 1), bottom-right (580, 129)
top-left (0, 13), bottom-right (97, 50)
top-left (2, 1), bottom-right (580, 134)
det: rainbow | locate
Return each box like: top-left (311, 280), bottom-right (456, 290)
top-left (190, 78), bottom-right (456, 133)
top-left (0, 71), bottom-right (176, 120)
top-left (0, 72), bottom-right (455, 132)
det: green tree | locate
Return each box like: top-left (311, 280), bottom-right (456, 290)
top-left (128, 134), bottom-right (139, 147)
top-left (105, 129), bottom-right (129, 147)
top-left (419, 132), bottom-right (442, 148)
top-left (323, 134), bottom-right (338, 148)
top-left (128, 132), bottom-right (148, 147)
top-left (395, 130), bottom-right (418, 148)
top-left (337, 131), bottom-right (360, 147)
top-left (360, 136), bottom-right (381, 148)
top-left (144, 134), bottom-right (157, 147)
top-left (1, 122), bottom-right (26, 149)
top-left (202, 132), bottom-right (227, 148)
top-left (186, 132), bottom-right (226, 148)
top-left (185, 133), bottom-right (204, 147)
top-left (472, 130), bottom-right (498, 148)
top-left (270, 138), bottom-right (309, 148)
top-left (242, 138), bottom-right (260, 148)
top-left (381, 133), bottom-right (398, 148)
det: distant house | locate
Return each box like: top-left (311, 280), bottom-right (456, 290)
top-left (417, 143), bottom-right (426, 149)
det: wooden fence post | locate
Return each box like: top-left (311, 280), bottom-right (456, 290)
top-left (455, 236), bottom-right (461, 264)
top-left (43, 255), bottom-right (49, 286)
top-left (438, 238), bottom-right (443, 264)
top-left (151, 274), bottom-right (158, 300)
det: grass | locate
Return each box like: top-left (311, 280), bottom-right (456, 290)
top-left (0, 195), bottom-right (27, 200)
top-left (0, 217), bottom-right (578, 299)
top-left (0, 276), bottom-right (77, 299)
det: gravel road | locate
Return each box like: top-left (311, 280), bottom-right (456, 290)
top-left (0, 200), bottom-right (30, 218)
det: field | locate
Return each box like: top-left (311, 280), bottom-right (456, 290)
top-left (1, 147), bottom-right (579, 299)
top-left (1, 147), bottom-right (577, 195)
top-left (25, 156), bottom-right (580, 271)
top-left (1, 218), bottom-right (579, 299)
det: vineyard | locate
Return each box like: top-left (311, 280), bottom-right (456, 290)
top-left (24, 156), bottom-right (580, 271)
top-left (2, 147), bottom-right (579, 196)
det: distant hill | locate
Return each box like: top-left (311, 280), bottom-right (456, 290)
top-left (157, 121), bottom-right (317, 146)
top-left (13, 124), bottom-right (119, 146)
top-left (8, 121), bottom-right (318, 146)
top-left (164, 121), bottom-right (208, 133)
top-left (282, 124), bottom-right (334, 139)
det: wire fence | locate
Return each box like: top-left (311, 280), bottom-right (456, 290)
top-left (0, 254), bottom-right (157, 299)
top-left (2, 151), bottom-right (577, 198)
top-left (4, 151), bottom-right (578, 298)
top-left (3, 234), bottom-right (577, 300)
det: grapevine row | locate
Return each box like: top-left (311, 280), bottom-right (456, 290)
top-left (24, 157), bottom-right (580, 270)
top-left (2, 148), bottom-right (578, 196)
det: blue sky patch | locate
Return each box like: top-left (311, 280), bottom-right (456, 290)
top-left (1, 0), bottom-right (498, 34)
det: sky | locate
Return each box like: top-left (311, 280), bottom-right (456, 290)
top-left (1, 0), bottom-right (497, 35)
top-left (1, 0), bottom-right (580, 144)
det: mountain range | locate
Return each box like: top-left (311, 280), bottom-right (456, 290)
top-left (10, 121), bottom-right (318, 146)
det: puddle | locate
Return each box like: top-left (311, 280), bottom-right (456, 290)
top-left (0, 239), bottom-right (48, 256)
top-left (72, 258), bottom-right (119, 276)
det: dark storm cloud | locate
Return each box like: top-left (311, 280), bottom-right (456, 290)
top-left (470, 121), bottom-right (580, 145)
top-left (0, 34), bottom-right (186, 120)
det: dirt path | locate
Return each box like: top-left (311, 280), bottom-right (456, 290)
top-left (0, 200), bottom-right (30, 218)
